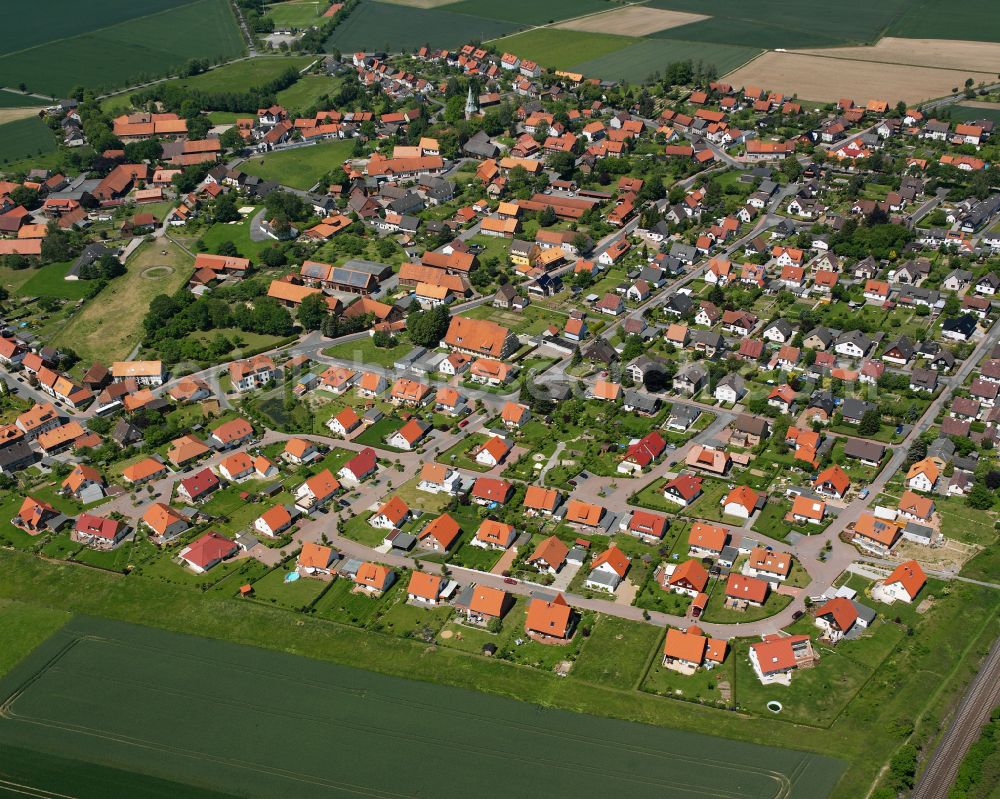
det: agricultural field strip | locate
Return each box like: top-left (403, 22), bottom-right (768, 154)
top-left (791, 38), bottom-right (1000, 73)
top-left (0, 0), bottom-right (206, 60)
top-left (0, 630), bottom-right (815, 798)
top-left (722, 52), bottom-right (997, 104)
top-left (483, 0), bottom-right (654, 43)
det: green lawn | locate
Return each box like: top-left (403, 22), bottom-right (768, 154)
top-left (0, 599), bottom-right (70, 677)
top-left (276, 74), bottom-right (340, 112)
top-left (353, 416), bottom-right (404, 448)
top-left (572, 615), bottom-right (662, 690)
top-left (241, 138), bottom-right (355, 190)
top-left (446, 537), bottom-right (503, 571)
top-left (437, 433), bottom-right (491, 472)
top-left (249, 566), bottom-right (329, 609)
top-left (189, 206), bottom-right (283, 261)
top-left (752, 500), bottom-right (828, 541)
top-left (49, 239), bottom-right (190, 365)
top-left (323, 335), bottom-right (412, 367)
top-left (312, 575), bottom-right (398, 625)
top-left (19, 261), bottom-right (94, 299)
top-left (935, 497), bottom-right (997, 546)
top-left (643, 649), bottom-right (735, 708)
top-left (700, 579), bottom-right (793, 624)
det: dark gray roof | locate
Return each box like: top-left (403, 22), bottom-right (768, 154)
top-left (843, 438), bottom-right (885, 462)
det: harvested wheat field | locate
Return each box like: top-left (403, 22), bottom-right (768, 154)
top-left (725, 51), bottom-right (996, 104)
top-left (556, 6), bottom-right (707, 37)
top-left (794, 37), bottom-right (1000, 74)
top-left (0, 108), bottom-right (44, 125)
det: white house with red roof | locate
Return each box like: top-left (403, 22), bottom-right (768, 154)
top-left (584, 545), bottom-right (630, 592)
top-left (178, 532), bottom-right (237, 574)
top-left (874, 559), bottom-right (927, 604)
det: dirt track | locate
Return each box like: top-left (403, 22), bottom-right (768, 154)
top-left (556, 7), bottom-right (707, 37)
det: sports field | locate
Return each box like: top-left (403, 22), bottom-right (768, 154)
top-left (324, 1), bottom-right (518, 53)
top-left (240, 138), bottom-right (355, 190)
top-left (0, 616), bottom-right (844, 799)
top-left (264, 0), bottom-right (326, 28)
top-left (0, 0), bottom-right (244, 96)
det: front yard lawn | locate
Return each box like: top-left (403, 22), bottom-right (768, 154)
top-left (699, 578), bottom-right (792, 624)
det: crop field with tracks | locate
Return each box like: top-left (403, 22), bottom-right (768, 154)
top-left (0, 616), bottom-right (844, 799)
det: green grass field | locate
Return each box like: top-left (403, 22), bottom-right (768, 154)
top-left (887, 0), bottom-right (1000, 43)
top-left (443, 0), bottom-right (612, 25)
top-left (646, 0), bottom-right (914, 47)
top-left (50, 239), bottom-right (190, 366)
top-left (573, 38), bottom-right (761, 83)
top-left (324, 1), bottom-right (517, 53)
top-left (16, 261), bottom-right (93, 299)
top-left (182, 206), bottom-right (282, 261)
top-left (275, 74), bottom-right (340, 112)
top-left (0, 116), bottom-right (55, 165)
top-left (0, 615), bottom-right (843, 799)
top-left (1, 546), bottom-right (998, 799)
top-left (0, 0), bottom-right (197, 55)
top-left (0, 0), bottom-right (244, 96)
top-left (101, 55), bottom-right (314, 116)
top-left (159, 55), bottom-right (314, 93)
top-left (949, 103), bottom-right (1000, 125)
top-left (0, 743), bottom-right (239, 799)
top-left (264, 0), bottom-right (326, 28)
top-left (240, 138), bottom-right (354, 190)
top-left (495, 29), bottom-right (633, 70)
